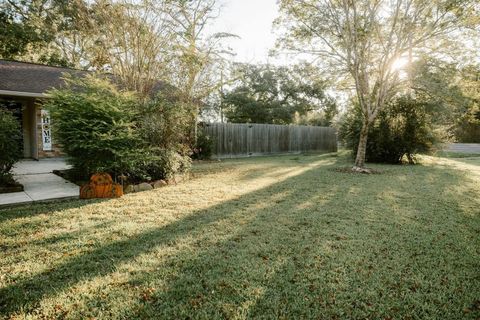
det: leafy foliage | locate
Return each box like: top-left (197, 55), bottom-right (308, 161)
top-left (0, 10), bottom-right (39, 59)
top-left (223, 64), bottom-right (336, 125)
top-left (136, 91), bottom-right (192, 180)
top-left (0, 0), bottom-right (92, 67)
top-left (411, 58), bottom-right (480, 142)
top-left (138, 91), bottom-right (193, 150)
top-left (453, 66), bottom-right (480, 142)
top-left (340, 96), bottom-right (439, 164)
top-left (141, 149), bottom-right (191, 181)
top-left (455, 108), bottom-right (480, 142)
top-left (45, 75), bottom-right (148, 180)
top-left (276, 0), bottom-right (479, 168)
top-left (0, 107), bottom-right (22, 186)
top-left (45, 75), bottom-right (192, 182)
top-left (191, 126), bottom-right (214, 160)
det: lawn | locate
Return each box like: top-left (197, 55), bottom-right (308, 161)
top-left (1, 152), bottom-right (479, 319)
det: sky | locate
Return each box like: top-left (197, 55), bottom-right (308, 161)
top-left (209, 0), bottom-right (280, 64)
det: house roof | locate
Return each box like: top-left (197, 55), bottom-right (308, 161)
top-left (0, 59), bottom-right (173, 99)
top-left (0, 60), bottom-right (86, 97)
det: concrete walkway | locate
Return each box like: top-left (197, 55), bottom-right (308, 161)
top-left (444, 143), bottom-right (480, 154)
top-left (0, 158), bottom-right (79, 207)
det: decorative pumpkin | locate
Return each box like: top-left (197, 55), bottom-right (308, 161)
top-left (79, 184), bottom-right (96, 199)
top-left (80, 173), bottom-right (123, 199)
top-left (90, 173), bottom-right (113, 185)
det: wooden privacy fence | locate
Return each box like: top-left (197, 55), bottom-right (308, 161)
top-left (203, 123), bottom-right (337, 158)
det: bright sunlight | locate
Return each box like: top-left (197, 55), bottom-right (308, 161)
top-left (391, 56), bottom-right (409, 71)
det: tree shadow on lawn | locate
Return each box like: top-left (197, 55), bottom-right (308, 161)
top-left (1, 158), bottom-right (479, 319)
top-left (0, 198), bottom-right (108, 223)
top-left (0, 157), bottom-right (339, 316)
top-left (119, 163), bottom-right (480, 319)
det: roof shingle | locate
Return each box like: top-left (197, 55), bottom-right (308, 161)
top-left (0, 60), bottom-right (85, 94)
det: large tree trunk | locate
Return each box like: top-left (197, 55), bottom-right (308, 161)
top-left (353, 122), bottom-right (369, 169)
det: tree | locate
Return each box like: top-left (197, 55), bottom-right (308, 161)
top-left (410, 57), bottom-right (480, 142)
top-left (453, 64), bottom-right (480, 142)
top-left (0, 7), bottom-right (39, 59)
top-left (163, 0), bottom-right (236, 142)
top-left (92, 0), bottom-right (175, 96)
top-left (0, 0), bottom-right (93, 68)
top-left (223, 63), bottom-right (336, 124)
top-left (1, 0), bottom-right (234, 110)
top-left (276, 0), bottom-right (479, 171)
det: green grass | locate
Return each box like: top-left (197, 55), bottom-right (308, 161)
top-left (434, 150), bottom-right (480, 159)
top-left (1, 152), bottom-right (479, 319)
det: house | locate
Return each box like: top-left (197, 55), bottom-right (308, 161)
top-left (0, 60), bottom-right (86, 159)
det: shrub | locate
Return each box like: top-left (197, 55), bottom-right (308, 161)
top-left (454, 105), bottom-right (480, 142)
top-left (46, 75), bottom-right (193, 182)
top-left (137, 92), bottom-right (193, 179)
top-left (339, 96), bottom-right (440, 164)
top-left (45, 74), bottom-right (150, 180)
top-left (191, 126), bottom-right (214, 160)
top-left (138, 91), bottom-right (192, 149)
top-left (141, 148), bottom-right (192, 181)
top-left (0, 107), bottom-right (22, 186)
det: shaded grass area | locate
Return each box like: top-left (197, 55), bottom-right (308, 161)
top-left (0, 152), bottom-right (479, 319)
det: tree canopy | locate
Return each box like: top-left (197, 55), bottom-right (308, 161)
top-left (223, 63), bottom-right (337, 125)
top-left (276, 0), bottom-right (480, 169)
top-left (0, 0), bottom-right (94, 67)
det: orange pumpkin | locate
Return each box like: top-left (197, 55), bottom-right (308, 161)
top-left (79, 184), bottom-right (96, 199)
top-left (90, 173), bottom-right (113, 185)
top-left (94, 183), bottom-right (123, 198)
top-left (79, 173), bottom-right (123, 199)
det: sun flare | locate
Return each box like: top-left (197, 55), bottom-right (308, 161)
top-left (391, 57), bottom-right (409, 71)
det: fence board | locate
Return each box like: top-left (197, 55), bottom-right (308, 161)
top-left (204, 123), bottom-right (337, 158)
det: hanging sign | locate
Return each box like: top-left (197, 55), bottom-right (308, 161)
top-left (41, 109), bottom-right (52, 151)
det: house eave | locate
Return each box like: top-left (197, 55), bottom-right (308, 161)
top-left (0, 90), bottom-right (45, 98)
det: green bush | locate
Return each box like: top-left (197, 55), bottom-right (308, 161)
top-left (138, 92), bottom-right (192, 149)
top-left (137, 92), bottom-right (192, 179)
top-left (141, 148), bottom-right (192, 181)
top-left (46, 75), bottom-right (192, 182)
top-left (454, 105), bottom-right (480, 142)
top-left (339, 96), bottom-right (440, 164)
top-left (0, 107), bottom-right (22, 186)
top-left (192, 126), bottom-right (214, 160)
top-left (45, 74), bottom-right (149, 180)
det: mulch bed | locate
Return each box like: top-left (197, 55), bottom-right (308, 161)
top-left (52, 169), bottom-right (87, 186)
top-left (0, 183), bottom-right (24, 194)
